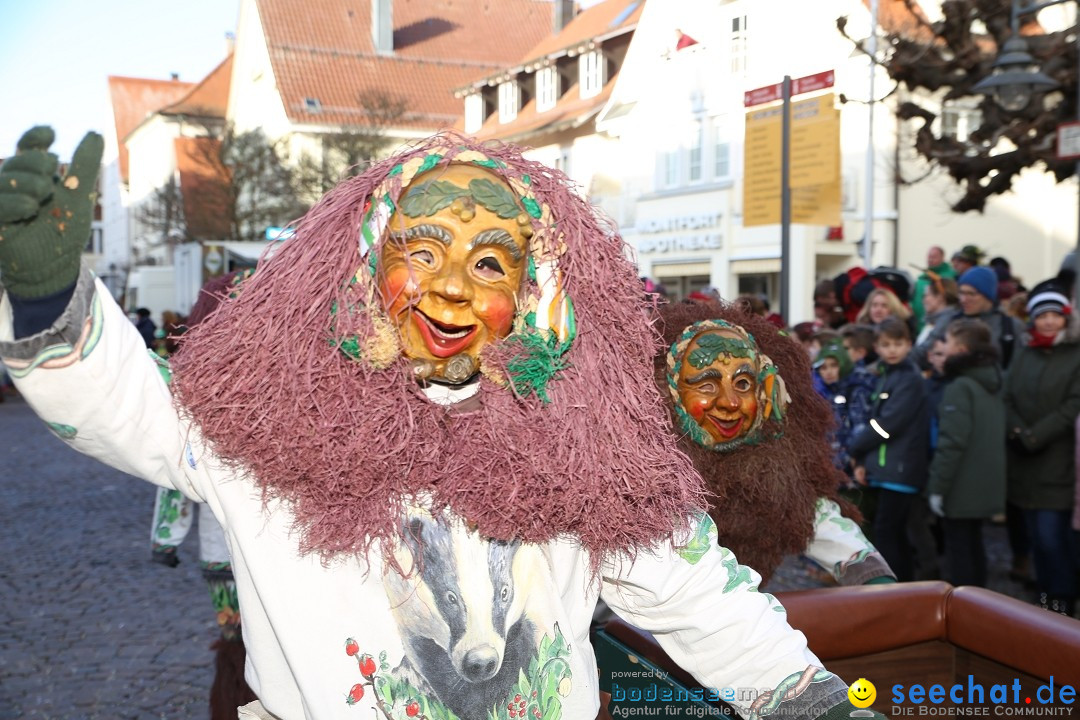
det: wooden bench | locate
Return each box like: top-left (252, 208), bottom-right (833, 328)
top-left (595, 582), bottom-right (1080, 716)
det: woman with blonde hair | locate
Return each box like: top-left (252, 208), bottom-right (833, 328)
top-left (856, 287), bottom-right (912, 329)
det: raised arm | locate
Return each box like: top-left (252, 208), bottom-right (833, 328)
top-left (0, 127), bottom-right (205, 500)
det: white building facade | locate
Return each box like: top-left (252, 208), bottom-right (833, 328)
top-left (597, 0), bottom-right (897, 319)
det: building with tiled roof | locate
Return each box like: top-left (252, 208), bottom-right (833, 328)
top-left (457, 0), bottom-right (641, 141)
top-left (124, 55), bottom-right (233, 268)
top-left (99, 75), bottom-right (196, 299)
top-left (107, 76), bottom-right (195, 184)
top-left (452, 0), bottom-right (642, 222)
top-left (99, 55), bottom-right (246, 322)
top-left (227, 0), bottom-right (554, 170)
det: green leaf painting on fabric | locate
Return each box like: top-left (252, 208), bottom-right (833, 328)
top-left (719, 547), bottom-right (756, 593)
top-left (45, 422), bottom-right (77, 439)
top-left (676, 511), bottom-right (717, 565)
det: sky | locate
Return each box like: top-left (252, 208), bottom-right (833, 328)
top-left (0, 0), bottom-right (242, 160)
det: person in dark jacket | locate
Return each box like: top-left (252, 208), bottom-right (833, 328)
top-left (814, 338), bottom-right (854, 476)
top-left (1005, 279), bottom-right (1080, 616)
top-left (840, 324), bottom-right (878, 440)
top-left (916, 266), bottom-right (1030, 578)
top-left (134, 307), bottom-right (156, 349)
top-left (927, 319), bottom-right (1006, 588)
top-left (850, 318), bottom-right (930, 581)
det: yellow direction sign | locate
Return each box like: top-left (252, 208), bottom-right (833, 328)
top-left (743, 93), bottom-right (841, 227)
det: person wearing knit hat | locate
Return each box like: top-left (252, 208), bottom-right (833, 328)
top-left (959, 266), bottom-right (999, 307)
top-left (815, 337), bottom-right (854, 380)
top-left (814, 338), bottom-right (856, 473)
top-left (1006, 277), bottom-right (1080, 617)
top-left (914, 265), bottom-right (1026, 372)
top-left (1026, 280), bottom-right (1072, 326)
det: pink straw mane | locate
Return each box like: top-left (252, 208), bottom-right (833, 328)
top-left (171, 133), bottom-right (708, 567)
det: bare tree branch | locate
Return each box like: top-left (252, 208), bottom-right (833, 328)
top-left (841, 0), bottom-right (1080, 212)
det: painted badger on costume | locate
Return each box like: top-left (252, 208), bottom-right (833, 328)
top-left (384, 512), bottom-right (541, 719)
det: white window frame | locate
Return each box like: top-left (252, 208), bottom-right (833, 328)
top-left (536, 66), bottom-right (560, 113)
top-left (498, 81), bottom-right (520, 124)
top-left (689, 121), bottom-right (703, 183)
top-left (713, 119), bottom-right (731, 179)
top-left (464, 93), bottom-right (485, 134)
top-left (580, 49), bottom-right (605, 99)
top-left (730, 14), bottom-right (749, 76)
top-left (661, 150), bottom-right (679, 189)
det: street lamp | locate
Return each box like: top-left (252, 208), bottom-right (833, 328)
top-left (974, 0), bottom-right (1079, 282)
top-left (972, 36), bottom-right (1058, 112)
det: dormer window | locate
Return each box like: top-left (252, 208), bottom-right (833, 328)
top-left (498, 81), bottom-right (520, 123)
top-left (304, 97), bottom-right (322, 113)
top-left (536, 67), bottom-right (560, 113)
top-left (579, 50), bottom-right (604, 99)
top-left (465, 93), bottom-right (486, 133)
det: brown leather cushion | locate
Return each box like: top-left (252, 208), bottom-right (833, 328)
top-left (947, 586), bottom-right (1080, 687)
top-left (777, 581), bottom-right (951, 660)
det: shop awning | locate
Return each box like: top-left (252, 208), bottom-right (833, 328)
top-left (730, 258), bottom-right (781, 274)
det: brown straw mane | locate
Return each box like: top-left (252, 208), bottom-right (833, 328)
top-left (171, 133), bottom-right (707, 567)
top-left (656, 301), bottom-right (858, 582)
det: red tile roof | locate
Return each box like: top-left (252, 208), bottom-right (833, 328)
top-left (175, 137), bottom-right (233, 240)
top-left (162, 55), bottom-right (233, 119)
top-left (461, 0), bottom-right (639, 142)
top-left (522, 0), bottom-right (641, 66)
top-left (255, 0), bottom-right (553, 129)
top-left (460, 0), bottom-right (641, 90)
top-left (108, 76), bottom-right (194, 182)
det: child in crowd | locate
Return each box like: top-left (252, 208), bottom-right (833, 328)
top-left (813, 338), bottom-right (854, 476)
top-left (809, 328), bottom-right (840, 364)
top-left (840, 324), bottom-right (878, 440)
top-left (850, 319), bottom-right (930, 581)
top-left (927, 319), bottom-right (1005, 588)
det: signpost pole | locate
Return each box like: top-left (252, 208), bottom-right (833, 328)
top-left (863, 0), bottom-right (879, 269)
top-left (781, 75), bottom-right (792, 323)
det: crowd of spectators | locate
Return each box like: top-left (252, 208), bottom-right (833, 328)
top-left (644, 244), bottom-right (1080, 617)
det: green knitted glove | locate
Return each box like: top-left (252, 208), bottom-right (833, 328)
top-left (0, 126), bottom-right (104, 299)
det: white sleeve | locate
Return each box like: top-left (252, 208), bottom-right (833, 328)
top-left (599, 512), bottom-right (848, 718)
top-left (804, 498), bottom-right (896, 585)
top-left (0, 267), bottom-right (206, 501)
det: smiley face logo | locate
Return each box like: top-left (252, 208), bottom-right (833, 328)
top-left (848, 678), bottom-right (877, 708)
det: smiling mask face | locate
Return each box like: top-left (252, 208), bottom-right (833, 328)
top-left (377, 164), bottom-right (532, 383)
top-left (677, 329), bottom-right (761, 445)
top-left (666, 319), bottom-right (789, 452)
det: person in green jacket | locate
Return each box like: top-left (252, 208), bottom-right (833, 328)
top-left (912, 246), bottom-right (957, 331)
top-left (1005, 279), bottom-right (1080, 617)
top-left (927, 319), bottom-right (1005, 588)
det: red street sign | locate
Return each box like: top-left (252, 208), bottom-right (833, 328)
top-left (793, 70), bottom-right (835, 95)
top-left (744, 70), bottom-right (835, 107)
top-left (744, 83), bottom-right (782, 107)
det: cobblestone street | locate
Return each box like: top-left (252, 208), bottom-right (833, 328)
top-left (1, 396), bottom-right (215, 720)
